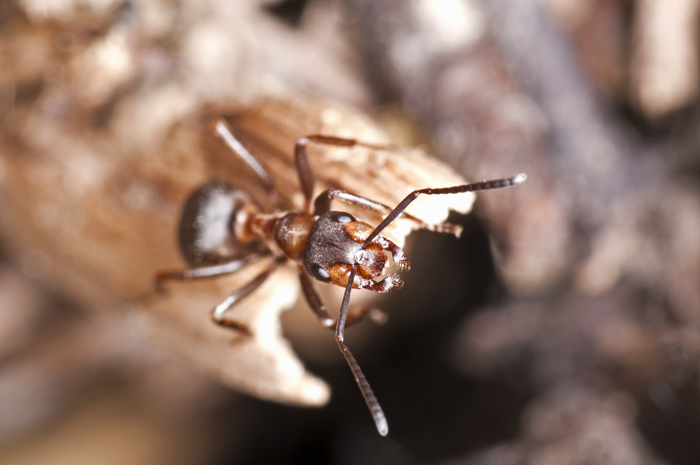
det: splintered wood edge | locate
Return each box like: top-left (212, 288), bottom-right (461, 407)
top-left (140, 265), bottom-right (331, 406)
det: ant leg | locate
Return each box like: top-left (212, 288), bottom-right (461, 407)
top-left (154, 249), bottom-right (269, 292)
top-left (336, 266), bottom-right (389, 436)
top-left (294, 135), bottom-right (365, 212)
top-left (365, 174), bottom-right (527, 245)
top-left (344, 306), bottom-right (388, 327)
top-left (212, 118), bottom-right (281, 208)
top-left (299, 266), bottom-right (335, 328)
top-left (314, 188), bottom-right (463, 236)
top-left (299, 266), bottom-right (387, 329)
top-left (210, 255), bottom-right (287, 335)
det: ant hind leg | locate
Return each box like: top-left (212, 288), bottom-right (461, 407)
top-left (211, 118), bottom-right (281, 208)
top-left (299, 267), bottom-right (335, 328)
top-left (154, 249), bottom-right (269, 292)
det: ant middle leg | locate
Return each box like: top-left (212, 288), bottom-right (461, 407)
top-left (299, 268), bottom-right (334, 328)
top-left (209, 255), bottom-right (287, 335)
top-left (294, 135), bottom-right (389, 213)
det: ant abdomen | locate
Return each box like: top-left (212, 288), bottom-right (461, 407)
top-left (178, 180), bottom-right (259, 266)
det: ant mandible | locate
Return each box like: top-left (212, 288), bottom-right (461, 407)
top-left (155, 118), bottom-right (526, 436)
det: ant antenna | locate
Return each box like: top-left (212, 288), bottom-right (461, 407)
top-left (336, 267), bottom-right (389, 436)
top-left (365, 174), bottom-right (527, 245)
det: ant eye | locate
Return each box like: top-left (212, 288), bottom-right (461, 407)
top-left (309, 265), bottom-right (331, 282)
top-left (336, 214), bottom-right (353, 223)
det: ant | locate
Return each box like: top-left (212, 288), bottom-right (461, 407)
top-left (155, 118), bottom-right (526, 436)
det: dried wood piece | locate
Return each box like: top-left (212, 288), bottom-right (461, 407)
top-left (0, 2), bottom-right (473, 409)
top-left (0, 91), bottom-right (474, 407)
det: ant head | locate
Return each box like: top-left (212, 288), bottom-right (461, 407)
top-left (303, 211), bottom-right (410, 293)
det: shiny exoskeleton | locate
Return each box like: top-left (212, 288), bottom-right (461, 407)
top-left (156, 119), bottom-right (527, 436)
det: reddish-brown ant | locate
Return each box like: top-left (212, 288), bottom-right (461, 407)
top-left (156, 118), bottom-right (526, 436)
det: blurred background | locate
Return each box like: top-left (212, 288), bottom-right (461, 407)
top-left (1, 0), bottom-right (700, 463)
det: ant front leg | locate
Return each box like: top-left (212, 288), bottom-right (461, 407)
top-left (343, 306), bottom-right (388, 327)
top-left (299, 267), bottom-right (334, 328)
top-left (210, 255), bottom-right (287, 335)
top-left (299, 266), bottom-right (387, 330)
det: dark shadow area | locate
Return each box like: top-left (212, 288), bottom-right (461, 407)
top-left (263, 0), bottom-right (310, 28)
top-left (637, 375), bottom-right (700, 465)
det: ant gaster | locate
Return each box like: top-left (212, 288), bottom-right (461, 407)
top-left (156, 118), bottom-right (526, 436)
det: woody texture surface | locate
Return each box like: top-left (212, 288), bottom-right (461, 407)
top-left (1, 0), bottom-right (700, 464)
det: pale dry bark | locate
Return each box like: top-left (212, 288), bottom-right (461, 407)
top-left (631, 0), bottom-right (700, 118)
